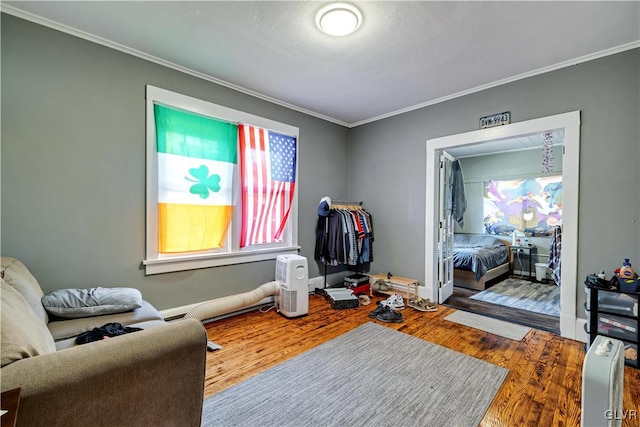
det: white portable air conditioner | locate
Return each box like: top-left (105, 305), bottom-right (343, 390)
top-left (581, 335), bottom-right (625, 427)
top-left (275, 254), bottom-right (309, 317)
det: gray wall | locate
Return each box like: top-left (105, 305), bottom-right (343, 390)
top-left (1, 14), bottom-right (350, 310)
top-left (3, 14), bottom-right (639, 319)
top-left (349, 48), bottom-right (640, 317)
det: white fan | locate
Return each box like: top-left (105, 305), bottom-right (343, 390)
top-left (581, 335), bottom-right (625, 427)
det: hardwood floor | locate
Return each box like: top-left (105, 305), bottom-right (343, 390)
top-left (203, 293), bottom-right (640, 427)
top-left (445, 281), bottom-right (561, 334)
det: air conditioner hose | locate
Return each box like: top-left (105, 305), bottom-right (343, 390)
top-left (183, 281), bottom-right (280, 322)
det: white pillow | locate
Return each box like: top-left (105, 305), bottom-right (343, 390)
top-left (42, 287), bottom-right (143, 319)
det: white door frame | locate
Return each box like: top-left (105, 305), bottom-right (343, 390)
top-left (423, 111), bottom-right (581, 340)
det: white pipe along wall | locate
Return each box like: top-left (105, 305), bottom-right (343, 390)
top-left (183, 281), bottom-right (280, 322)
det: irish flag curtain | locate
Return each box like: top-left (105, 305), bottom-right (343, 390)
top-left (154, 104), bottom-right (237, 253)
top-left (239, 124), bottom-right (296, 248)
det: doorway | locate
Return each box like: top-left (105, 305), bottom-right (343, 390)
top-left (424, 111), bottom-right (581, 340)
top-left (443, 139), bottom-right (563, 333)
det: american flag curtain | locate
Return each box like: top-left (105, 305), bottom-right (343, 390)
top-left (238, 124), bottom-right (296, 248)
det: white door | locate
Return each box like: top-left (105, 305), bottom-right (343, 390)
top-left (438, 152), bottom-right (455, 303)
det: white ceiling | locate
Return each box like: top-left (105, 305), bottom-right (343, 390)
top-left (3, 1), bottom-right (640, 127)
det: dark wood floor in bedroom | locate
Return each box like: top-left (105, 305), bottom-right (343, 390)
top-left (203, 293), bottom-right (640, 427)
top-left (444, 281), bottom-right (561, 334)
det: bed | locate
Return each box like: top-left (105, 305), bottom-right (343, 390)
top-left (453, 234), bottom-right (510, 290)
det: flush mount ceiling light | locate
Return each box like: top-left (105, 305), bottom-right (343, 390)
top-left (315, 3), bottom-right (363, 36)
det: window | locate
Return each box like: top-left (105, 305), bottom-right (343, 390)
top-left (143, 86), bottom-right (299, 274)
top-left (483, 175), bottom-right (562, 237)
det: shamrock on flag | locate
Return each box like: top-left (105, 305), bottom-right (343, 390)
top-left (154, 104), bottom-right (237, 253)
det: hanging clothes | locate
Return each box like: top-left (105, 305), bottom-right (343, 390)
top-left (450, 159), bottom-right (467, 228)
top-left (314, 205), bottom-right (374, 267)
top-left (548, 225), bottom-right (562, 286)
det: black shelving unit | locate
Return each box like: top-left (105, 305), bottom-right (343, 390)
top-left (510, 245), bottom-right (537, 278)
top-left (585, 280), bottom-right (639, 368)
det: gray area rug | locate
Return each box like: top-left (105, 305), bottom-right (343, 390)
top-left (202, 322), bottom-right (508, 427)
top-left (445, 310), bottom-right (531, 341)
top-left (470, 278), bottom-right (560, 317)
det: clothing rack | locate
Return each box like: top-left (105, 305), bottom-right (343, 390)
top-left (331, 200), bottom-right (363, 210)
top-left (320, 199), bottom-right (367, 288)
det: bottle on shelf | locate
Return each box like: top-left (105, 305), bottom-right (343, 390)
top-left (618, 259), bottom-right (636, 279)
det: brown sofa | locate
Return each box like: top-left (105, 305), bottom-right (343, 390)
top-left (1, 257), bottom-right (207, 427)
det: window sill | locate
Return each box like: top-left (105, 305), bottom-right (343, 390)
top-left (143, 246), bottom-right (301, 275)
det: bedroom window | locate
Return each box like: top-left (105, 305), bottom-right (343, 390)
top-left (143, 85), bottom-right (300, 275)
top-left (483, 175), bottom-right (562, 237)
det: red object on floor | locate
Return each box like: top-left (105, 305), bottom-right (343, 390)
top-left (349, 282), bottom-right (370, 296)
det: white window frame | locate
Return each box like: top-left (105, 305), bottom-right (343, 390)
top-left (143, 85), bottom-right (300, 275)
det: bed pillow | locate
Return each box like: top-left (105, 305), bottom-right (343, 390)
top-left (42, 287), bottom-right (143, 319)
top-left (454, 234), bottom-right (504, 248)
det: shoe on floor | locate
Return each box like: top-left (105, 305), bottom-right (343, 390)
top-left (376, 279), bottom-right (389, 291)
top-left (408, 297), bottom-right (438, 312)
top-left (381, 293), bottom-right (404, 310)
top-left (376, 309), bottom-right (403, 323)
top-left (358, 295), bottom-right (371, 306)
top-left (368, 304), bottom-right (390, 318)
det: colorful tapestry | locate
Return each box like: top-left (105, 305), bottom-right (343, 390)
top-left (483, 176), bottom-right (562, 237)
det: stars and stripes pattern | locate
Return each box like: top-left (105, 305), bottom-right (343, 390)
top-left (239, 124), bottom-right (297, 248)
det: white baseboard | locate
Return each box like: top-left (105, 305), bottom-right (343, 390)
top-left (162, 271), bottom-right (352, 320)
top-left (160, 296), bottom-right (274, 321)
top-left (574, 317), bottom-right (589, 343)
top-left (308, 271), bottom-right (351, 292)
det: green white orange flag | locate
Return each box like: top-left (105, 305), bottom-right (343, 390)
top-left (154, 104), bottom-right (238, 253)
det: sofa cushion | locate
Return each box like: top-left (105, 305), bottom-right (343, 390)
top-left (42, 287), bottom-right (143, 319)
top-left (53, 319), bottom-right (167, 350)
top-left (47, 300), bottom-right (164, 341)
top-left (1, 257), bottom-right (49, 323)
top-left (1, 280), bottom-right (56, 367)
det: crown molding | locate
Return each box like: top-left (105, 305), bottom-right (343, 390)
top-left (349, 40), bottom-right (640, 128)
top-left (3, 4), bottom-right (638, 129)
top-left (1, 4), bottom-right (350, 128)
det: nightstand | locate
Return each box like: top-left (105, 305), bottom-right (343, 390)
top-left (510, 245), bottom-right (537, 278)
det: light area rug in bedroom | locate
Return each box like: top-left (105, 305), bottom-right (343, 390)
top-left (201, 322), bottom-right (508, 427)
top-left (470, 278), bottom-right (560, 317)
top-left (444, 310), bottom-right (532, 341)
